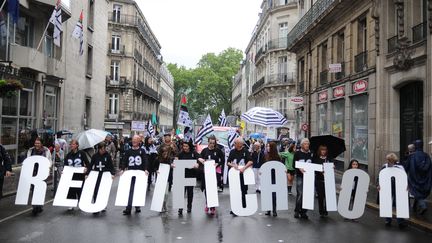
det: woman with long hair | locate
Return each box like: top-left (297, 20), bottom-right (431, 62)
top-left (263, 142), bottom-right (283, 216)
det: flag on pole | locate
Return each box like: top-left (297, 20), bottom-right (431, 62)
top-left (218, 109), bottom-right (227, 127)
top-left (7, 0), bottom-right (20, 24)
top-left (177, 95), bottom-right (192, 127)
top-left (227, 128), bottom-right (239, 150)
top-left (147, 120), bottom-right (154, 137)
top-left (72, 10), bottom-right (84, 55)
top-left (49, 0), bottom-right (62, 47)
top-left (195, 114), bottom-right (214, 144)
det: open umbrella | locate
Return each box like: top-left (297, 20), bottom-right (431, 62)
top-left (310, 135), bottom-right (346, 159)
top-left (250, 132), bottom-right (264, 139)
top-left (241, 107), bottom-right (287, 127)
top-left (73, 129), bottom-right (109, 149)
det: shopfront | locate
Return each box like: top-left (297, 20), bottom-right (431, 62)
top-left (350, 79), bottom-right (368, 166)
top-left (317, 90), bottom-right (328, 135)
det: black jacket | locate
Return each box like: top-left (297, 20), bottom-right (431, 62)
top-left (87, 151), bottom-right (115, 175)
top-left (65, 150), bottom-right (89, 167)
top-left (121, 147), bottom-right (148, 171)
top-left (0, 145), bottom-right (12, 178)
top-left (200, 147), bottom-right (225, 168)
top-left (177, 151), bottom-right (201, 178)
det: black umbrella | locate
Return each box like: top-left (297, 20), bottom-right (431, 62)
top-left (310, 135), bottom-right (346, 159)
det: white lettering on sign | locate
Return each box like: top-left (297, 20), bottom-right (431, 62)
top-left (318, 91), bottom-right (328, 102)
top-left (333, 86), bottom-right (345, 98)
top-left (328, 63), bottom-right (342, 73)
top-left (353, 80), bottom-right (368, 93)
top-left (290, 96), bottom-right (304, 105)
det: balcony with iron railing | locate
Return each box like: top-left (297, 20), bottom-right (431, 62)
top-left (274, 0), bottom-right (298, 8)
top-left (287, 0), bottom-right (336, 50)
top-left (252, 77), bottom-right (265, 93)
top-left (267, 72), bottom-right (296, 86)
top-left (334, 62), bottom-right (345, 80)
top-left (106, 75), bottom-right (127, 86)
top-left (109, 44), bottom-right (125, 55)
top-left (134, 48), bottom-right (143, 62)
top-left (136, 80), bottom-right (161, 102)
top-left (255, 45), bottom-right (267, 63)
top-left (412, 22), bottom-right (427, 44)
top-left (108, 12), bottom-right (161, 56)
top-left (268, 37), bottom-right (288, 51)
top-left (387, 36), bottom-right (398, 53)
top-left (320, 69), bottom-right (328, 85)
top-left (354, 51), bottom-right (368, 73)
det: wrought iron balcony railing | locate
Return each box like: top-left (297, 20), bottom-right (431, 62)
top-left (108, 44), bottom-right (125, 55)
top-left (252, 77), bottom-right (265, 93)
top-left (267, 72), bottom-right (295, 85)
top-left (268, 37), bottom-right (288, 51)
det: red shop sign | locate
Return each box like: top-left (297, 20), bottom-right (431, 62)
top-left (353, 80), bottom-right (368, 93)
top-left (333, 86), bottom-right (345, 98)
top-left (318, 91), bottom-right (328, 102)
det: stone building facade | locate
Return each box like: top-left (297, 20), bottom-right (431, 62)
top-left (104, 0), bottom-right (162, 136)
top-left (159, 63), bottom-right (174, 133)
top-left (242, 0), bottom-right (299, 139)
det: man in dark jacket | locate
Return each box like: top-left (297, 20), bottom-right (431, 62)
top-left (0, 144), bottom-right (12, 200)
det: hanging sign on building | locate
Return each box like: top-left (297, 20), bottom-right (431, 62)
top-left (328, 63), bottom-right (342, 73)
top-left (131, 121), bottom-right (146, 131)
top-left (353, 80), bottom-right (368, 94)
top-left (333, 86), bottom-right (345, 98)
top-left (290, 96), bottom-right (304, 105)
top-left (318, 90), bottom-right (328, 102)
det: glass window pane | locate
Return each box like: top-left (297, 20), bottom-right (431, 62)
top-left (317, 103), bottom-right (328, 135)
top-left (351, 95), bottom-right (368, 163)
top-left (18, 119), bottom-right (33, 164)
top-left (2, 95), bottom-right (18, 116)
top-left (20, 90), bottom-right (33, 116)
top-left (1, 118), bottom-right (17, 145)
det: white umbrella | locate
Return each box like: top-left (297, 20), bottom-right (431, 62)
top-left (429, 140), bottom-right (432, 145)
top-left (74, 129), bottom-right (109, 149)
top-left (241, 107), bottom-right (287, 127)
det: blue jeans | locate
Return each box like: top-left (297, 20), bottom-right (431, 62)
top-left (295, 176), bottom-right (307, 214)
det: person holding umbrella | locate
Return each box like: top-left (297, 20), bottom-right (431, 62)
top-left (293, 138), bottom-right (312, 219)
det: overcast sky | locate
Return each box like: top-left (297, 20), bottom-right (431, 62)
top-left (137, 0), bottom-right (263, 68)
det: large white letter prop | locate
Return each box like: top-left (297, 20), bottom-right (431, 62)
top-left (115, 170), bottom-right (148, 207)
top-left (295, 162), bottom-right (323, 210)
top-left (172, 160), bottom-right (197, 209)
top-left (204, 160), bottom-right (219, 207)
top-left (229, 167), bottom-right (258, 216)
top-left (338, 169), bottom-right (369, 219)
top-left (323, 163), bottom-right (337, 211)
top-left (379, 167), bottom-right (409, 218)
top-left (53, 166), bottom-right (85, 207)
top-left (79, 171), bottom-right (113, 213)
top-left (15, 156), bottom-right (50, 205)
top-left (259, 161), bottom-right (288, 211)
top-left (150, 163), bottom-right (170, 212)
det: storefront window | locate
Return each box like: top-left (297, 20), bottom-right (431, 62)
top-left (317, 103), bottom-right (328, 135)
top-left (20, 89), bottom-right (34, 116)
top-left (1, 117), bottom-right (17, 145)
top-left (44, 86), bottom-right (57, 118)
top-left (351, 95), bottom-right (368, 163)
top-left (2, 95), bottom-right (18, 116)
top-left (332, 99), bottom-right (345, 159)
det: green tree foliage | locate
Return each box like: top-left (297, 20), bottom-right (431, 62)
top-left (168, 48), bottom-right (243, 126)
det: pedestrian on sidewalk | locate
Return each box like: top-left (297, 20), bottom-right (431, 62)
top-left (404, 140), bottom-right (432, 215)
top-left (280, 142), bottom-right (295, 195)
top-left (263, 142), bottom-right (283, 217)
top-left (176, 140), bottom-right (201, 216)
top-left (120, 135), bottom-right (148, 215)
top-left (27, 137), bottom-right (51, 215)
top-left (312, 145), bottom-right (330, 218)
top-left (293, 138), bottom-right (312, 220)
top-left (251, 142), bottom-right (264, 193)
top-left (377, 153), bottom-right (408, 229)
top-left (86, 142), bottom-right (115, 215)
top-left (199, 136), bottom-right (225, 215)
top-left (64, 139), bottom-right (89, 211)
top-left (0, 143), bottom-right (13, 200)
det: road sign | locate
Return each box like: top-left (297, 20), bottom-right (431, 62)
top-left (301, 123), bottom-right (309, 132)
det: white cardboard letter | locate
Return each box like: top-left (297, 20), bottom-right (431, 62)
top-left (15, 156), bottom-right (50, 205)
top-left (79, 171), bottom-right (113, 213)
top-left (172, 160), bottom-right (197, 209)
top-left (53, 166), bottom-right (85, 207)
top-left (295, 162), bottom-right (323, 210)
top-left (229, 167), bottom-right (257, 216)
top-left (204, 160), bottom-right (219, 207)
top-left (259, 161), bottom-right (288, 211)
top-left (150, 163), bottom-right (170, 212)
top-left (338, 169), bottom-right (369, 219)
top-left (378, 167), bottom-right (409, 218)
top-left (323, 163), bottom-right (337, 211)
top-left (115, 170), bottom-right (148, 207)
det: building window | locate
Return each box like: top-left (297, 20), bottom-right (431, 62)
top-left (317, 103), bottom-right (328, 135)
top-left (88, 0), bottom-right (94, 29)
top-left (351, 95), bottom-right (368, 164)
top-left (332, 99), bottom-right (345, 158)
top-left (44, 34), bottom-right (54, 58)
top-left (113, 4), bottom-right (121, 23)
top-left (319, 42), bottom-right (328, 85)
top-left (278, 56), bottom-right (288, 81)
top-left (86, 45), bottom-right (93, 77)
top-left (15, 15), bottom-right (34, 47)
top-left (43, 86), bottom-right (57, 130)
top-left (109, 94), bottom-right (119, 115)
top-left (111, 35), bottom-right (120, 52)
top-left (357, 17), bottom-right (367, 53)
top-left (110, 61), bottom-right (120, 81)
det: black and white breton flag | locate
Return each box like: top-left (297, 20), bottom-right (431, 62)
top-left (49, 0), bottom-right (62, 47)
top-left (227, 128), bottom-right (239, 149)
top-left (218, 109), bottom-right (227, 127)
top-left (195, 114), bottom-right (214, 144)
top-left (177, 105), bottom-right (192, 127)
top-left (147, 120), bottom-right (154, 137)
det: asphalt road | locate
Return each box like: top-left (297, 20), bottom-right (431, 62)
top-left (0, 179), bottom-right (431, 243)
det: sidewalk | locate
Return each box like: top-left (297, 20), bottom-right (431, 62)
top-left (335, 171), bottom-right (432, 232)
